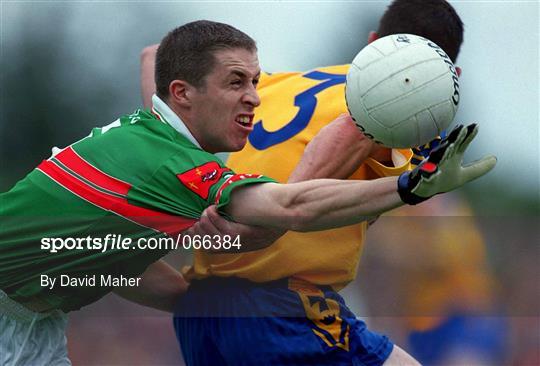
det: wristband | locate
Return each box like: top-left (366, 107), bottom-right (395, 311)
top-left (397, 171), bottom-right (429, 205)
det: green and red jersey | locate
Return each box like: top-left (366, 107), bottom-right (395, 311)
top-left (0, 96), bottom-right (274, 312)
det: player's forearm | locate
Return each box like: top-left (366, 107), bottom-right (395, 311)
top-left (113, 259), bottom-right (187, 313)
top-left (140, 44), bottom-right (159, 108)
top-left (226, 177), bottom-right (403, 231)
top-left (281, 177), bottom-right (402, 231)
top-left (253, 124), bottom-right (495, 232)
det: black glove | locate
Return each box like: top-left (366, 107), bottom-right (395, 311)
top-left (398, 124), bottom-right (497, 205)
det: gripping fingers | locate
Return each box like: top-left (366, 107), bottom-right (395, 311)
top-left (196, 208), bottom-right (222, 236)
top-left (205, 204), bottom-right (258, 237)
top-left (461, 155), bottom-right (497, 183)
top-left (204, 206), bottom-right (226, 227)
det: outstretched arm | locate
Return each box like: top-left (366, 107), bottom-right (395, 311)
top-left (225, 124), bottom-right (496, 231)
top-left (226, 176), bottom-right (401, 231)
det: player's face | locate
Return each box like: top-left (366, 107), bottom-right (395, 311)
top-left (190, 48), bottom-right (261, 153)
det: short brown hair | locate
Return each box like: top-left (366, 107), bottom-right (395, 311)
top-left (155, 20), bottom-right (257, 98)
top-left (378, 0), bottom-right (464, 62)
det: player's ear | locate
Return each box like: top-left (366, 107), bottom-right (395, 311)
top-left (367, 31), bottom-right (379, 44)
top-left (169, 80), bottom-right (193, 107)
top-left (456, 67), bottom-right (462, 77)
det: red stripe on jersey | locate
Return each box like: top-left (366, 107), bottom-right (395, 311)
top-left (151, 108), bottom-right (163, 122)
top-left (37, 160), bottom-right (196, 236)
top-left (54, 147), bottom-right (131, 196)
top-left (214, 173), bottom-right (264, 204)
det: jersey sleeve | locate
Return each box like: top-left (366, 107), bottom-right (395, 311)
top-left (211, 172), bottom-right (276, 209)
top-left (127, 146), bottom-right (275, 219)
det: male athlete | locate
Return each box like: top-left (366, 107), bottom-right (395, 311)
top-left (1, 18), bottom-right (494, 366)
top-left (137, 1), bottom-right (481, 365)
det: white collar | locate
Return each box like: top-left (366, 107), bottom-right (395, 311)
top-left (151, 94), bottom-right (202, 149)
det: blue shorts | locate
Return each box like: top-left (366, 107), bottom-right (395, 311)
top-left (173, 277), bottom-right (393, 366)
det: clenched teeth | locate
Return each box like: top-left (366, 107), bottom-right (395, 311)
top-left (235, 116), bottom-right (251, 125)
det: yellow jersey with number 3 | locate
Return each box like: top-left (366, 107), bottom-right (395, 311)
top-left (185, 64), bottom-right (412, 289)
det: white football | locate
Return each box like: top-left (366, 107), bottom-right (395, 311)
top-left (345, 34), bottom-right (460, 148)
